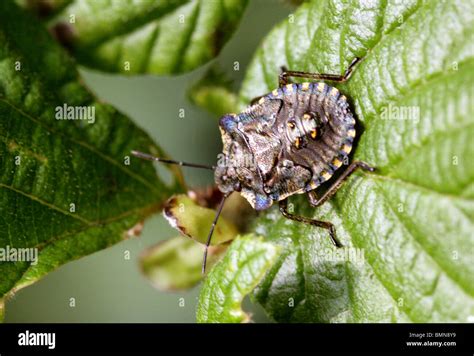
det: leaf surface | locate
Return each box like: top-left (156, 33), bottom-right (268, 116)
top-left (0, 1), bottom-right (179, 320)
top-left (202, 0), bottom-right (474, 322)
top-left (196, 235), bottom-right (280, 323)
top-left (163, 194), bottom-right (238, 245)
top-left (44, 0), bottom-right (248, 75)
top-left (140, 236), bottom-right (227, 291)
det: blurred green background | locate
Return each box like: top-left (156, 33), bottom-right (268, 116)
top-left (5, 0), bottom-right (292, 323)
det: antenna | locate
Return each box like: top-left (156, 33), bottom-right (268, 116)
top-left (202, 192), bottom-right (230, 274)
top-left (131, 150), bottom-right (215, 170)
top-left (132, 149), bottom-right (230, 275)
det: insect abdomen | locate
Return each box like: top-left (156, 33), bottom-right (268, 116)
top-left (265, 82), bottom-right (356, 192)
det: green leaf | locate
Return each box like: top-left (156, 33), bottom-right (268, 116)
top-left (163, 194), bottom-right (238, 245)
top-left (16, 0), bottom-right (73, 18)
top-left (188, 65), bottom-right (239, 117)
top-left (0, 1), bottom-right (179, 319)
top-left (44, 0), bottom-right (248, 75)
top-left (196, 235), bottom-right (280, 323)
top-left (140, 236), bottom-right (227, 291)
top-left (141, 191), bottom-right (253, 292)
top-left (232, 0), bottom-right (474, 322)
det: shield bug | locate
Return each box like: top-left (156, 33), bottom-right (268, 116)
top-left (132, 57), bottom-right (375, 273)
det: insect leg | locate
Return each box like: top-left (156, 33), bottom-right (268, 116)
top-left (279, 57), bottom-right (362, 87)
top-left (308, 161), bottom-right (375, 208)
top-left (279, 199), bottom-right (342, 248)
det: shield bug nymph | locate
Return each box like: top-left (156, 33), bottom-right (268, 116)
top-left (132, 57), bottom-right (375, 273)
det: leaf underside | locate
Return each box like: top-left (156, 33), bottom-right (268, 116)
top-left (163, 194), bottom-right (238, 245)
top-left (0, 2), bottom-right (178, 320)
top-left (43, 0), bottom-right (248, 75)
top-left (140, 235), bottom-right (227, 291)
top-left (201, 0), bottom-right (474, 323)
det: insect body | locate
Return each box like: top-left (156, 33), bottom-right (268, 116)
top-left (215, 81), bottom-right (356, 211)
top-left (132, 57), bottom-right (375, 273)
